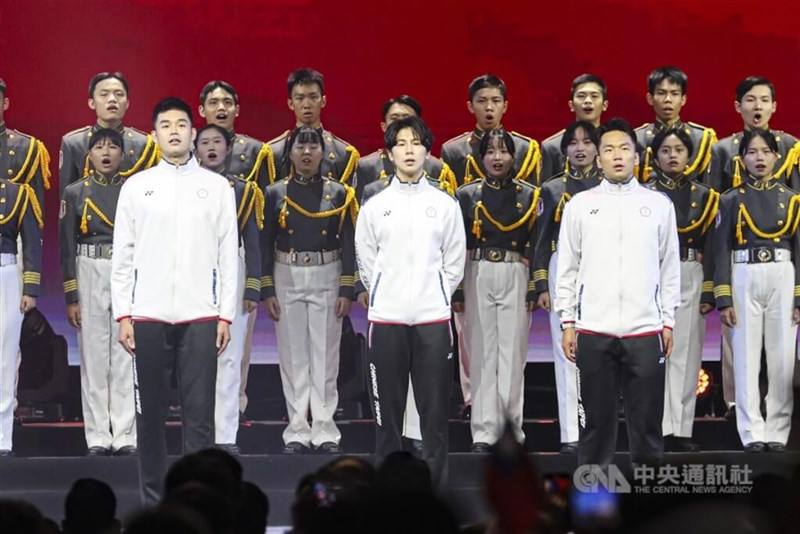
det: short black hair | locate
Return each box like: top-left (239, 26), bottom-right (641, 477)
top-left (651, 126), bottom-right (694, 156)
top-left (468, 74), bottom-right (507, 101)
top-left (739, 128), bottom-right (779, 158)
top-left (88, 128), bottom-right (125, 151)
top-left (88, 71), bottom-right (129, 98)
top-left (283, 127), bottom-right (326, 172)
top-left (479, 128), bottom-right (516, 159)
top-left (0, 78), bottom-right (6, 98)
top-left (560, 120), bottom-right (599, 155)
top-left (152, 97), bottom-right (193, 128)
top-left (384, 115), bottom-right (434, 152)
top-left (596, 117), bottom-right (637, 148)
top-left (736, 76), bottom-right (776, 102)
top-left (382, 94), bottom-right (422, 120)
top-left (571, 73), bottom-right (607, 99)
top-left (194, 124), bottom-right (232, 149)
top-left (287, 68), bottom-right (325, 96)
top-left (648, 66), bottom-right (688, 95)
top-left (199, 80), bottom-right (239, 105)
top-left (63, 478), bottom-right (117, 534)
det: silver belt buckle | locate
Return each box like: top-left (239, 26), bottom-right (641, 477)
top-left (756, 248), bottom-right (772, 263)
top-left (488, 249), bottom-right (503, 262)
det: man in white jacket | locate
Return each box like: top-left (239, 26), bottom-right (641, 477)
top-left (355, 116), bottom-right (466, 489)
top-left (111, 97), bottom-right (239, 503)
top-left (556, 118), bottom-right (680, 468)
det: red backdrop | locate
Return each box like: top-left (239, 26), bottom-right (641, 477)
top-left (2, 0), bottom-right (800, 294)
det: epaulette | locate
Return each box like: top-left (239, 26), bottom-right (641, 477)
top-left (510, 130), bottom-right (534, 142)
top-left (267, 130), bottom-right (290, 145)
top-left (442, 131), bottom-right (471, 147)
top-left (514, 179), bottom-right (538, 192)
top-left (123, 126), bottom-right (149, 137)
top-left (542, 129), bottom-right (565, 143)
top-left (63, 125), bottom-right (91, 139)
top-left (359, 149), bottom-right (382, 163)
top-left (234, 133), bottom-right (263, 146)
top-left (323, 131), bottom-right (352, 148)
top-left (635, 122), bottom-right (652, 132)
top-left (687, 121), bottom-right (711, 131)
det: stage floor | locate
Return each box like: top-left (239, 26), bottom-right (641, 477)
top-left (3, 417), bottom-right (800, 528)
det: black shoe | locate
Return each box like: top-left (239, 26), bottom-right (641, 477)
top-left (403, 437), bottom-right (424, 456)
top-left (282, 441), bottom-right (307, 455)
top-left (0, 449), bottom-right (13, 457)
top-left (724, 405), bottom-right (736, 421)
top-left (471, 442), bottom-right (490, 453)
top-left (744, 441), bottom-right (766, 453)
top-left (559, 441), bottom-right (578, 454)
top-left (87, 446), bottom-right (110, 456)
top-left (215, 443), bottom-right (241, 456)
top-left (666, 436), bottom-right (700, 452)
top-left (767, 442), bottom-right (786, 452)
top-left (113, 446), bottom-right (137, 456)
top-left (316, 441), bottom-right (341, 454)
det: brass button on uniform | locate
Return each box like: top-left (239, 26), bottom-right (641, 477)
top-left (7, 169), bottom-right (13, 175)
top-left (321, 229), bottom-right (327, 236)
top-left (511, 241), bottom-right (517, 247)
top-left (239, 154), bottom-right (246, 161)
top-left (288, 228), bottom-right (294, 235)
top-left (9, 150), bottom-right (15, 156)
top-left (691, 201), bottom-right (698, 208)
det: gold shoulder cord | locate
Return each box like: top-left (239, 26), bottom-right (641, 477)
top-left (678, 189), bottom-right (720, 235)
top-left (10, 138), bottom-right (52, 190)
top-left (554, 192), bottom-right (572, 223)
top-left (438, 163), bottom-right (457, 195)
top-left (80, 198), bottom-right (113, 234)
top-left (278, 184), bottom-right (358, 229)
top-left (238, 181), bottom-right (266, 231)
top-left (0, 184), bottom-right (43, 229)
top-left (340, 146), bottom-right (360, 184)
top-left (683, 128), bottom-right (718, 177)
top-left (245, 144), bottom-right (274, 184)
top-left (472, 187), bottom-right (540, 239)
top-left (735, 194), bottom-right (800, 244)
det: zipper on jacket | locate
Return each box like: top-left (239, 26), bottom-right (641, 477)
top-left (577, 283), bottom-right (584, 320)
top-left (212, 268), bottom-right (218, 305)
top-left (370, 272), bottom-right (382, 307)
top-left (132, 268), bottom-right (138, 303)
top-left (438, 271), bottom-right (450, 306)
top-left (654, 284), bottom-right (661, 319)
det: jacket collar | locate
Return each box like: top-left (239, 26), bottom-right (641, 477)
top-left (389, 172), bottom-right (430, 193)
top-left (158, 154), bottom-right (200, 175)
top-left (600, 175), bottom-right (638, 194)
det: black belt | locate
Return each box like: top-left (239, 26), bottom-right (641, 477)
top-left (732, 247), bottom-right (791, 264)
top-left (470, 247), bottom-right (522, 263)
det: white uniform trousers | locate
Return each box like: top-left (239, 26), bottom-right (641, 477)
top-left (547, 252), bottom-right (579, 443)
top-left (464, 259), bottom-right (530, 444)
top-left (722, 325), bottom-right (736, 407)
top-left (274, 260), bottom-right (342, 446)
top-left (77, 256), bottom-right (136, 450)
top-left (731, 261), bottom-right (797, 446)
top-left (215, 251), bottom-right (247, 444)
top-left (662, 260), bottom-right (705, 438)
top-left (0, 259), bottom-right (23, 451)
top-left (238, 308), bottom-right (258, 414)
top-left (402, 378), bottom-right (421, 440)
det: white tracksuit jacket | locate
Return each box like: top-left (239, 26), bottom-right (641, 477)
top-left (555, 177), bottom-right (680, 337)
top-left (355, 175), bottom-right (466, 325)
top-left (111, 157), bottom-right (239, 324)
